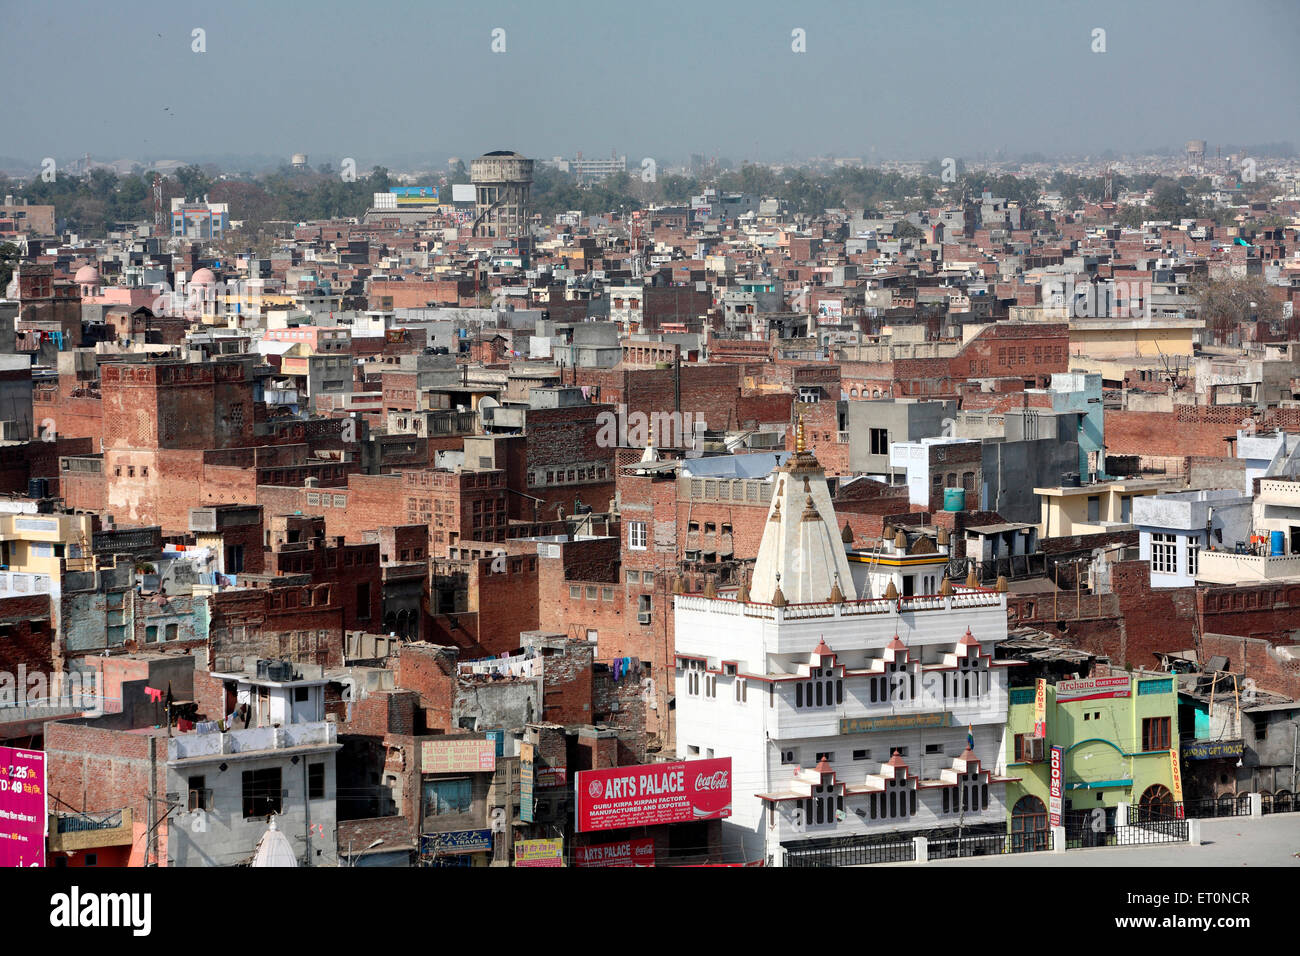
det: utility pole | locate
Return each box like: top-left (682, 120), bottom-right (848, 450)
top-left (303, 758), bottom-right (312, 867)
top-left (147, 736), bottom-right (158, 866)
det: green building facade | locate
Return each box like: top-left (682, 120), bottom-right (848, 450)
top-left (1004, 672), bottom-right (1180, 844)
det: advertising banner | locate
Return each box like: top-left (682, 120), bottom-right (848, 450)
top-left (514, 838), bottom-right (563, 867)
top-left (576, 758), bottom-right (730, 833)
top-left (520, 742), bottom-right (535, 824)
top-left (1169, 750), bottom-right (1185, 818)
top-left (0, 747), bottom-right (46, 867)
top-left (1049, 745), bottom-right (1063, 828)
top-left (421, 739), bottom-right (496, 774)
top-left (573, 838), bottom-right (656, 867)
top-left (1056, 675), bottom-right (1131, 703)
top-left (537, 767), bottom-right (567, 788)
top-left (420, 829), bottom-right (492, 855)
top-left (1033, 678), bottom-right (1047, 738)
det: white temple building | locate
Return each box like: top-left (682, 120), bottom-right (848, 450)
top-left (673, 420), bottom-right (1020, 866)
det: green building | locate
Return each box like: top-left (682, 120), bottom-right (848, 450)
top-left (1004, 671), bottom-right (1181, 845)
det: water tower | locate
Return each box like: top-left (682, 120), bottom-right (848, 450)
top-left (470, 150), bottom-right (534, 239)
top-left (1185, 140), bottom-right (1206, 172)
top-left (291, 153), bottom-right (309, 170)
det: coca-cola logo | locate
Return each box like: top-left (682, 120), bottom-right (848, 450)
top-left (588, 779), bottom-right (605, 799)
top-left (695, 771), bottom-right (729, 791)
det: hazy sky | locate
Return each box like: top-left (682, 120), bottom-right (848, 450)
top-left (3, 0), bottom-right (1298, 169)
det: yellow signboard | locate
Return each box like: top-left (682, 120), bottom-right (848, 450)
top-left (1033, 678), bottom-right (1047, 737)
top-left (514, 838), bottom-right (563, 867)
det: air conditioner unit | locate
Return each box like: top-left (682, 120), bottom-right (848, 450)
top-left (637, 612), bottom-right (651, 625)
top-left (1025, 736), bottom-right (1046, 763)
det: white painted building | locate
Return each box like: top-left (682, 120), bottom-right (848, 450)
top-left (674, 423), bottom-right (1018, 866)
top-left (1133, 488), bottom-right (1252, 588)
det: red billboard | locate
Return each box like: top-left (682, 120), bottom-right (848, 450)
top-left (573, 837), bottom-right (656, 867)
top-left (0, 747), bottom-right (46, 867)
top-left (576, 758), bottom-right (731, 833)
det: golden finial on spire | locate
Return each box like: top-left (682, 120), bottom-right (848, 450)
top-left (795, 414), bottom-right (806, 453)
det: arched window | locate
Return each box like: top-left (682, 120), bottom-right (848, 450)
top-left (1011, 795), bottom-right (1048, 850)
top-left (1138, 784), bottom-right (1174, 820)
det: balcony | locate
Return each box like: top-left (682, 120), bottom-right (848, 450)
top-left (1196, 550), bottom-right (1300, 585)
top-left (48, 808), bottom-right (133, 853)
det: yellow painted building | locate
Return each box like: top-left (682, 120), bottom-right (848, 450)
top-left (1034, 479), bottom-right (1180, 538)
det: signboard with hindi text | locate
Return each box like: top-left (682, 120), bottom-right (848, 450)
top-left (421, 739), bottom-right (496, 774)
top-left (0, 747), bottom-right (45, 867)
top-left (514, 838), bottom-right (563, 867)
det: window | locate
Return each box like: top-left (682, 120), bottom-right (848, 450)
top-left (794, 667), bottom-right (841, 709)
top-left (308, 763), bottom-right (325, 800)
top-left (424, 778), bottom-right (472, 817)
top-left (164, 623), bottom-right (178, 641)
top-left (1187, 539), bottom-right (1199, 577)
top-left (781, 749), bottom-right (797, 765)
top-left (146, 625), bottom-right (158, 643)
top-left (242, 767), bottom-right (282, 819)
top-left (853, 749), bottom-right (870, 761)
top-left (1142, 716), bottom-right (1171, 752)
top-left (187, 775), bottom-right (210, 811)
top-left (869, 427), bottom-right (889, 456)
top-left (1013, 733), bottom-right (1031, 762)
top-left (355, 582), bottom-right (371, 620)
top-left (1086, 495), bottom-right (1100, 522)
top-left (629, 521), bottom-right (647, 551)
top-left (1151, 533), bottom-right (1177, 574)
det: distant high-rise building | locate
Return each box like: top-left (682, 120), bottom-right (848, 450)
top-left (470, 150), bottom-right (533, 239)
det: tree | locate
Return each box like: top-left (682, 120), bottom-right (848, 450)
top-left (1190, 274), bottom-right (1281, 346)
top-left (0, 242), bottom-right (19, 292)
top-left (1151, 179), bottom-right (1192, 221)
top-left (174, 164), bottom-right (212, 200)
top-left (895, 220), bottom-right (923, 239)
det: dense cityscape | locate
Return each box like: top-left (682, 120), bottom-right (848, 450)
top-left (0, 9), bottom-right (1296, 926)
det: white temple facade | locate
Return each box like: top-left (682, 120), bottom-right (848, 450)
top-left (673, 421), bottom-right (1020, 866)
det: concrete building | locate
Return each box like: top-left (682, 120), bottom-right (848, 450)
top-left (673, 423), bottom-right (1016, 866)
top-left (171, 197), bottom-right (229, 240)
top-left (1133, 489), bottom-right (1252, 588)
top-left (1003, 669), bottom-right (1182, 846)
top-left (843, 398), bottom-right (955, 476)
top-left (1035, 477), bottom-right (1180, 539)
top-left (167, 663), bottom-right (340, 867)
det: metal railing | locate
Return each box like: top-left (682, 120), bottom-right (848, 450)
top-left (929, 831), bottom-right (1047, 859)
top-left (785, 840), bottom-right (915, 868)
top-left (1261, 792), bottom-right (1296, 815)
top-left (1114, 819), bottom-right (1188, 845)
top-left (57, 810), bottom-right (123, 833)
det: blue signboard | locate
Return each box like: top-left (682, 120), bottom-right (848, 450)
top-left (1182, 739), bottom-right (1245, 761)
top-left (421, 829), bottom-right (492, 855)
